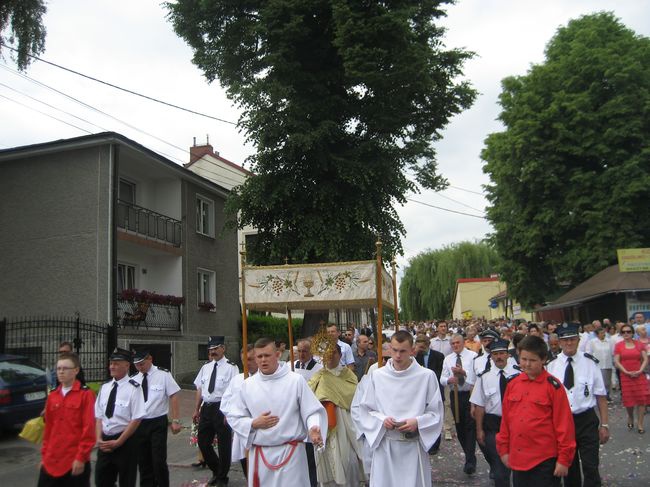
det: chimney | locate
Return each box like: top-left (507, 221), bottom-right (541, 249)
top-left (188, 135), bottom-right (219, 164)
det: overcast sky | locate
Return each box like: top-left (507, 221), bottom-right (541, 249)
top-left (2, 0), bottom-right (649, 280)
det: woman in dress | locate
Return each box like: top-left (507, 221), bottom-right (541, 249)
top-left (614, 324), bottom-right (650, 433)
top-left (587, 327), bottom-right (614, 401)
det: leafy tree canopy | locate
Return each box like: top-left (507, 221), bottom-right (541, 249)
top-left (0, 0), bottom-right (47, 70)
top-left (399, 240), bottom-right (500, 320)
top-left (482, 12), bottom-right (650, 308)
top-left (167, 0), bottom-right (475, 264)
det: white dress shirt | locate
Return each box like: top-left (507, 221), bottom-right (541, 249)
top-left (131, 365), bottom-right (181, 419)
top-left (430, 336), bottom-right (452, 357)
top-left (546, 352), bottom-right (606, 414)
top-left (194, 356), bottom-right (239, 403)
top-left (95, 375), bottom-right (146, 435)
top-left (470, 363), bottom-right (519, 416)
top-left (338, 340), bottom-right (355, 366)
top-left (440, 348), bottom-right (477, 392)
top-left (293, 358), bottom-right (323, 381)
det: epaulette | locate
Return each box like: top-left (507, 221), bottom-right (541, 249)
top-left (507, 373), bottom-right (520, 382)
top-left (513, 364), bottom-right (522, 371)
top-left (477, 369), bottom-right (489, 378)
top-left (227, 360), bottom-right (237, 366)
top-left (129, 379), bottom-right (140, 387)
top-left (547, 355), bottom-right (558, 362)
top-left (473, 353), bottom-right (482, 360)
top-left (583, 353), bottom-right (599, 364)
top-left (547, 376), bottom-right (561, 390)
top-left (81, 384), bottom-right (90, 390)
top-left (158, 367), bottom-right (170, 373)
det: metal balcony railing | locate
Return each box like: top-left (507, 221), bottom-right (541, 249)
top-left (117, 299), bottom-right (181, 331)
top-left (116, 199), bottom-right (182, 247)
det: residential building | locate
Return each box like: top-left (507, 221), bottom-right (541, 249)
top-left (0, 132), bottom-right (240, 383)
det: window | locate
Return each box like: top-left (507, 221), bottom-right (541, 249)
top-left (119, 179), bottom-right (136, 204)
top-left (117, 263), bottom-right (137, 293)
top-left (198, 344), bottom-right (208, 361)
top-left (197, 268), bottom-right (216, 309)
top-left (196, 195), bottom-right (214, 237)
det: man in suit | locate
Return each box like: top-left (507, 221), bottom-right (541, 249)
top-left (415, 334), bottom-right (445, 453)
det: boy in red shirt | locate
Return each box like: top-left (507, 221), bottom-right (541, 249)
top-left (496, 335), bottom-right (575, 487)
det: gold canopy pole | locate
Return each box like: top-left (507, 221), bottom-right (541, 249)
top-left (287, 308), bottom-right (295, 371)
top-left (376, 240), bottom-right (384, 367)
top-left (240, 244), bottom-right (249, 378)
top-left (391, 257), bottom-right (399, 331)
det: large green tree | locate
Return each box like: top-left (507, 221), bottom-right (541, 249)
top-left (482, 12), bottom-right (650, 308)
top-left (0, 0), bottom-right (47, 70)
top-left (167, 0), bottom-right (475, 264)
top-left (400, 241), bottom-right (500, 320)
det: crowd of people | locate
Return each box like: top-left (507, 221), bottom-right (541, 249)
top-left (36, 313), bottom-right (650, 487)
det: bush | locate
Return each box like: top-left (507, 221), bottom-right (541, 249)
top-left (241, 314), bottom-right (303, 345)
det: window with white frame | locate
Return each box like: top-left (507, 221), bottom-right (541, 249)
top-left (197, 268), bottom-right (216, 309)
top-left (196, 195), bottom-right (215, 237)
top-left (117, 263), bottom-right (137, 293)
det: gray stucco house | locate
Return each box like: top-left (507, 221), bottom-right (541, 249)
top-left (0, 132), bottom-right (240, 382)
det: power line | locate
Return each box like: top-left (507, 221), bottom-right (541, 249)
top-left (433, 191), bottom-right (485, 213)
top-left (0, 93), bottom-right (92, 134)
top-left (0, 42), bottom-right (237, 126)
top-left (446, 184), bottom-right (484, 196)
top-left (406, 197), bottom-right (487, 219)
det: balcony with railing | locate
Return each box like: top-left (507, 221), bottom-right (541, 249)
top-left (116, 199), bottom-right (182, 247)
top-left (117, 290), bottom-right (183, 331)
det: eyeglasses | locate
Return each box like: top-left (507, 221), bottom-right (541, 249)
top-left (56, 366), bottom-right (77, 371)
top-left (621, 330), bottom-right (633, 334)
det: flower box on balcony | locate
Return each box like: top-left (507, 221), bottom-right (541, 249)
top-left (198, 302), bottom-right (216, 312)
top-left (119, 289), bottom-right (184, 306)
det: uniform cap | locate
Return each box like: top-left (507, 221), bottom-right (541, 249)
top-left (557, 323), bottom-right (580, 339)
top-left (208, 336), bottom-right (225, 349)
top-left (478, 329), bottom-right (500, 341)
top-left (487, 338), bottom-right (509, 353)
top-left (110, 347), bottom-right (133, 362)
top-left (132, 349), bottom-right (150, 364)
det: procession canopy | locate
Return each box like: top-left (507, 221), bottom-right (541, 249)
top-left (243, 260), bottom-right (395, 312)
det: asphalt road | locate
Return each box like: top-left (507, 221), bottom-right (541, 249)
top-left (1, 388), bottom-right (648, 486)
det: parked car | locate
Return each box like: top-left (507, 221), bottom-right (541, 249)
top-left (0, 354), bottom-right (47, 432)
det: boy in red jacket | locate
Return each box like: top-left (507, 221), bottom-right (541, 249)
top-left (39, 352), bottom-right (96, 487)
top-left (496, 335), bottom-right (575, 487)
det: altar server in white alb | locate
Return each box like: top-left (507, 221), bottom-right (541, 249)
top-left (352, 330), bottom-right (443, 487)
top-left (224, 337), bottom-right (327, 487)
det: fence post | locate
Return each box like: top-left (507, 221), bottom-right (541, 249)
top-left (74, 315), bottom-right (82, 352)
top-left (0, 318), bottom-right (6, 353)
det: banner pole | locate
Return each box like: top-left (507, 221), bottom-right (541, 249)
top-left (391, 257), bottom-right (399, 331)
top-left (376, 240), bottom-right (384, 367)
top-left (288, 308), bottom-right (295, 371)
top-left (240, 244), bottom-right (249, 378)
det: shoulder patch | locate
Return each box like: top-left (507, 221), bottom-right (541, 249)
top-left (547, 376), bottom-right (561, 390)
top-left (227, 360), bottom-right (237, 366)
top-left (477, 369), bottom-right (488, 378)
top-left (129, 379), bottom-right (140, 387)
top-left (158, 366), bottom-right (170, 373)
top-left (547, 355), bottom-right (558, 363)
top-left (513, 364), bottom-right (522, 371)
top-left (583, 353), bottom-right (599, 364)
top-left (506, 373), bottom-right (520, 382)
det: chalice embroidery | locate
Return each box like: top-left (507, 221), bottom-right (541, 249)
top-left (303, 274), bottom-right (315, 297)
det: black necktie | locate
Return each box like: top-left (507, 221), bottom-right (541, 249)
top-left (456, 354), bottom-right (465, 386)
top-left (208, 362), bottom-right (218, 394)
top-left (142, 372), bottom-right (148, 402)
top-left (499, 370), bottom-right (507, 401)
top-left (564, 357), bottom-right (574, 390)
top-left (105, 382), bottom-right (118, 418)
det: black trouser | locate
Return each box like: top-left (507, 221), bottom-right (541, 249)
top-left (198, 401), bottom-right (232, 483)
top-left (513, 457), bottom-right (560, 487)
top-left (305, 442), bottom-right (317, 487)
top-left (137, 415), bottom-right (169, 487)
top-left (450, 390), bottom-right (476, 467)
top-left (483, 414), bottom-right (511, 487)
top-left (37, 463), bottom-right (91, 487)
top-left (95, 433), bottom-right (139, 487)
top-left (565, 408), bottom-right (601, 487)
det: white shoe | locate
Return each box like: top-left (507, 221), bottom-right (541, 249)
top-left (444, 431), bottom-right (452, 441)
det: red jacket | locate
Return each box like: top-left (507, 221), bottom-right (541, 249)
top-left (496, 369), bottom-right (575, 471)
top-left (41, 380), bottom-right (96, 477)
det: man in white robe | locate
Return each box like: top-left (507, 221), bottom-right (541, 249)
top-left (220, 345), bottom-right (258, 477)
top-left (224, 337), bottom-right (327, 487)
top-left (353, 330), bottom-right (443, 487)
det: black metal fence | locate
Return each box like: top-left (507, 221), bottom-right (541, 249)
top-left (117, 300), bottom-right (182, 331)
top-left (0, 316), bottom-right (117, 382)
top-left (116, 199), bottom-right (182, 247)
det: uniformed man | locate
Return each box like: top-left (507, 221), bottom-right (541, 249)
top-left (470, 339), bottom-right (519, 487)
top-left (131, 350), bottom-right (181, 487)
top-left (95, 348), bottom-right (146, 487)
top-left (192, 336), bottom-right (238, 487)
top-left (546, 323), bottom-right (609, 487)
top-left (472, 329), bottom-right (501, 376)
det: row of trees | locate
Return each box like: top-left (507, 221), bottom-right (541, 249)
top-left (399, 241), bottom-right (500, 320)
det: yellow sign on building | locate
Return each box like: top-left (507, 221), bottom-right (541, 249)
top-left (617, 248), bottom-right (650, 272)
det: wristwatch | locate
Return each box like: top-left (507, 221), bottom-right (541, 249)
top-left (599, 424), bottom-right (608, 429)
